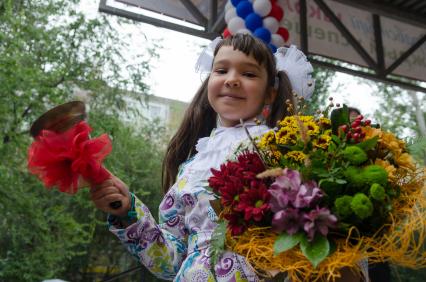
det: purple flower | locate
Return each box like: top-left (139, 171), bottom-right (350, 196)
top-left (293, 180), bottom-right (323, 208)
top-left (268, 168), bottom-right (302, 211)
top-left (303, 206), bottom-right (338, 241)
top-left (272, 207), bottom-right (303, 234)
top-left (274, 168), bottom-right (302, 191)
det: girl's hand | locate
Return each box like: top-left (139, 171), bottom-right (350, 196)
top-left (90, 176), bottom-right (131, 217)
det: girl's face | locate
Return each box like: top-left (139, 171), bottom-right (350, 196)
top-left (208, 46), bottom-right (273, 127)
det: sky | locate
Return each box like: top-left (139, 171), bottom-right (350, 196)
top-left (80, 0), bottom-right (383, 117)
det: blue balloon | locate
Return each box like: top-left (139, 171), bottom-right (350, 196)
top-left (268, 44), bottom-right (277, 53)
top-left (254, 27), bottom-right (271, 43)
top-left (244, 13), bottom-right (262, 32)
top-left (231, 0), bottom-right (243, 7)
top-left (236, 1), bottom-right (253, 19)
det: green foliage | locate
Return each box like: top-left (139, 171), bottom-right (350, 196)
top-left (0, 0), bottom-right (165, 281)
top-left (372, 83), bottom-right (425, 138)
top-left (299, 235), bottom-right (330, 268)
top-left (304, 66), bottom-right (335, 115)
top-left (406, 136), bottom-right (426, 165)
top-left (210, 220), bottom-right (227, 273)
top-left (273, 232), bottom-right (303, 255)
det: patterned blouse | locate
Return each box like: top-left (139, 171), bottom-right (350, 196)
top-left (109, 123), bottom-right (270, 281)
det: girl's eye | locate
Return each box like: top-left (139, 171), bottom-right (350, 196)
top-left (243, 72), bottom-right (257, 78)
top-left (214, 69), bottom-right (227, 74)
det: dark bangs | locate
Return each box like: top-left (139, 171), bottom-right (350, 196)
top-left (214, 33), bottom-right (276, 87)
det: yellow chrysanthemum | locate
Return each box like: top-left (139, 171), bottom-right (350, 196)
top-left (363, 126), bottom-right (382, 140)
top-left (268, 150), bottom-right (283, 166)
top-left (299, 115), bottom-right (315, 123)
top-left (318, 117), bottom-right (331, 127)
top-left (285, 151), bottom-right (307, 162)
top-left (396, 153), bottom-right (416, 171)
top-left (375, 159), bottom-right (397, 182)
top-left (258, 130), bottom-right (276, 149)
top-left (303, 120), bottom-right (320, 136)
top-left (276, 127), bottom-right (298, 145)
top-left (313, 134), bottom-right (332, 149)
top-left (278, 116), bottom-right (297, 128)
top-left (382, 132), bottom-right (404, 157)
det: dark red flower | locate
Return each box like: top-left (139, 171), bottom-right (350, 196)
top-left (236, 185), bottom-right (271, 222)
top-left (224, 213), bottom-right (247, 236)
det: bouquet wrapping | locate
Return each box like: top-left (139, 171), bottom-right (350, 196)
top-left (208, 103), bottom-right (426, 281)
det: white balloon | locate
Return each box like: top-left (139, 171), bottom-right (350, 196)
top-left (253, 0), bottom-right (272, 17)
top-left (225, 8), bottom-right (237, 24)
top-left (271, 34), bottom-right (285, 47)
top-left (237, 28), bottom-right (252, 34)
top-left (228, 17), bottom-right (246, 34)
top-left (263, 17), bottom-right (279, 34)
top-left (225, 1), bottom-right (233, 11)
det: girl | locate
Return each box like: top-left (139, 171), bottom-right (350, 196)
top-left (90, 34), bottom-right (360, 281)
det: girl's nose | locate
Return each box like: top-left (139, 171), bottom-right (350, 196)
top-left (225, 77), bottom-right (241, 88)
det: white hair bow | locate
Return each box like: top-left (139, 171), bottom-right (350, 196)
top-left (275, 45), bottom-right (315, 99)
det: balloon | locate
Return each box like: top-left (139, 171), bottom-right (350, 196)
top-left (225, 1), bottom-right (233, 11)
top-left (271, 33), bottom-right (285, 47)
top-left (236, 1), bottom-right (253, 19)
top-left (223, 28), bottom-right (231, 38)
top-left (263, 16), bottom-right (279, 33)
top-left (268, 4), bottom-right (284, 21)
top-left (228, 17), bottom-right (246, 34)
top-left (268, 43), bottom-right (277, 53)
top-left (254, 27), bottom-right (271, 43)
top-left (244, 12), bottom-right (263, 32)
top-left (253, 0), bottom-right (272, 17)
top-left (277, 27), bottom-right (290, 42)
top-left (231, 0), bottom-right (244, 7)
top-left (225, 8), bottom-right (237, 24)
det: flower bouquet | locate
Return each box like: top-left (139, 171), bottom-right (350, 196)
top-left (208, 100), bottom-right (426, 281)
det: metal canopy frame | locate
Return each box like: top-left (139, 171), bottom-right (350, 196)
top-left (99, 0), bottom-right (426, 93)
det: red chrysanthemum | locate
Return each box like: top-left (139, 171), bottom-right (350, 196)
top-left (235, 185), bottom-right (271, 222)
top-left (224, 212), bottom-right (247, 236)
top-left (209, 151), bottom-right (271, 225)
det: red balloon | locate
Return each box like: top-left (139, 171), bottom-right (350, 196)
top-left (223, 28), bottom-right (231, 38)
top-left (268, 4), bottom-right (284, 21)
top-left (277, 27), bottom-right (289, 42)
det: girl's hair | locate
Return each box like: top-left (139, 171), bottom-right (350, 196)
top-left (162, 33), bottom-right (294, 193)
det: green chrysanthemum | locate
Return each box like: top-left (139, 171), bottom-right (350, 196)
top-left (334, 196), bottom-right (353, 218)
top-left (370, 183), bottom-right (386, 201)
top-left (342, 146), bottom-right (368, 165)
top-left (351, 193), bottom-right (374, 219)
top-left (363, 165), bottom-right (388, 186)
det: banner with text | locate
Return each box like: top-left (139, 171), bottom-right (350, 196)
top-left (279, 0), bottom-right (425, 82)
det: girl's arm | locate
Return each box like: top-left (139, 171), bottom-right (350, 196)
top-left (90, 177), bottom-right (188, 281)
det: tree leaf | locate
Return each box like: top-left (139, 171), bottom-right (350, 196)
top-left (300, 235), bottom-right (330, 268)
top-left (273, 232), bottom-right (303, 255)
